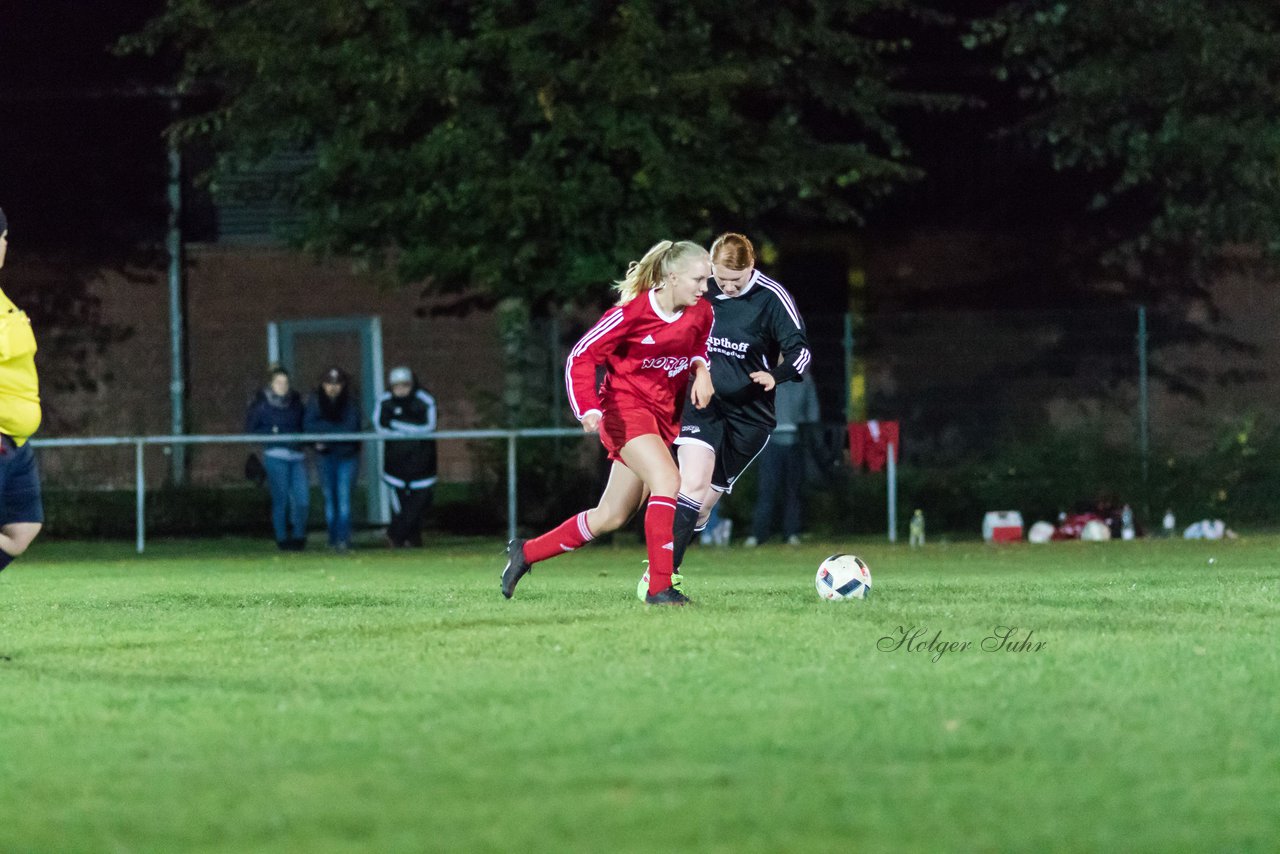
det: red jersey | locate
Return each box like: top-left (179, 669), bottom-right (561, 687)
top-left (566, 289), bottom-right (713, 428)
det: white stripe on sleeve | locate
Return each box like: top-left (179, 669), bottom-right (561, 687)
top-left (757, 275), bottom-right (803, 330)
top-left (565, 308), bottom-right (624, 419)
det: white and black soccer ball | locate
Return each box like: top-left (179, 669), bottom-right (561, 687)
top-left (815, 554), bottom-right (872, 600)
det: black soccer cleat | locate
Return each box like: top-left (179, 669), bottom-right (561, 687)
top-left (501, 538), bottom-right (532, 599)
top-left (645, 585), bottom-right (692, 606)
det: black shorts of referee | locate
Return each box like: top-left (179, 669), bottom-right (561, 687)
top-left (0, 434), bottom-right (44, 525)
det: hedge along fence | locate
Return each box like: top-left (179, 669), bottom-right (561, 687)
top-left (779, 423), bottom-right (1280, 540)
top-left (33, 423), bottom-right (913, 548)
top-left (30, 429), bottom-right (582, 552)
top-left (33, 420), bottom-right (1276, 547)
top-left (39, 481), bottom-right (506, 541)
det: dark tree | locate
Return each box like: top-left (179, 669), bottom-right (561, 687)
top-left (124, 0), bottom-right (956, 302)
top-left (971, 0), bottom-right (1280, 301)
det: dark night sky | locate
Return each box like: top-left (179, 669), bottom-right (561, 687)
top-left (1, 1), bottom-right (163, 88)
top-left (0, 1), bottom-right (176, 251)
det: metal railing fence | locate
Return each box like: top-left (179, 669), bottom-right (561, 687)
top-left (30, 428), bottom-right (584, 553)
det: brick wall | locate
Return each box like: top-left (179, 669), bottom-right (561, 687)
top-left (23, 246), bottom-right (503, 488)
top-left (862, 228), bottom-right (1280, 454)
top-left (18, 232), bottom-right (1280, 489)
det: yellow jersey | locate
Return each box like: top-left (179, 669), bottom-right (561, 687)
top-left (0, 285), bottom-right (41, 444)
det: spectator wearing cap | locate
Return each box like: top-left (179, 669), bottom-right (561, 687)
top-left (304, 366), bottom-right (362, 552)
top-left (245, 366), bottom-right (309, 550)
top-left (0, 205), bottom-right (48, 574)
top-left (373, 366), bottom-right (437, 547)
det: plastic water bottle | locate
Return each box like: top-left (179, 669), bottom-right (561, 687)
top-left (1121, 504), bottom-right (1135, 540)
top-left (909, 509), bottom-right (925, 547)
top-left (715, 517), bottom-right (733, 547)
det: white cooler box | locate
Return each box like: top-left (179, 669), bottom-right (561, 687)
top-left (982, 510), bottom-right (1024, 543)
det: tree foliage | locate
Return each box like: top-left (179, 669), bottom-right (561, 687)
top-left (124, 0), bottom-right (950, 302)
top-left (969, 0), bottom-right (1280, 296)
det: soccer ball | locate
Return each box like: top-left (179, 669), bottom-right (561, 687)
top-left (1080, 519), bottom-right (1111, 542)
top-left (1027, 520), bottom-right (1056, 544)
top-left (815, 554), bottom-right (872, 600)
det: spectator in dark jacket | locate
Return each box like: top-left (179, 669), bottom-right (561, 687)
top-left (304, 366), bottom-right (361, 552)
top-left (746, 370), bottom-right (820, 547)
top-left (245, 366), bottom-right (308, 550)
top-left (373, 365), bottom-right (437, 547)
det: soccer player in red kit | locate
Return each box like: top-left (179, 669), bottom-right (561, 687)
top-left (501, 240), bottom-right (714, 605)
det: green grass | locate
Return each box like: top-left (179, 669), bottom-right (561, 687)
top-left (1, 535), bottom-right (1277, 853)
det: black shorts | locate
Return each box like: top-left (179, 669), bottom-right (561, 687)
top-left (674, 401), bottom-right (772, 493)
top-left (0, 436), bottom-right (44, 525)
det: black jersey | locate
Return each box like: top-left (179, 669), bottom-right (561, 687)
top-left (703, 269), bottom-right (811, 427)
top-left (373, 386), bottom-right (438, 488)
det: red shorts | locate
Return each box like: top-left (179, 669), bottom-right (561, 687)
top-left (598, 403), bottom-right (677, 463)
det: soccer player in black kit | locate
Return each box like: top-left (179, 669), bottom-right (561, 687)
top-left (668, 232), bottom-right (812, 574)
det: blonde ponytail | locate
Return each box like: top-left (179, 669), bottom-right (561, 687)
top-left (613, 240), bottom-right (709, 304)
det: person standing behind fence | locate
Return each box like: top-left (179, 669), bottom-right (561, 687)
top-left (745, 370), bottom-right (819, 547)
top-left (304, 366), bottom-right (361, 552)
top-left (374, 366), bottom-right (437, 548)
top-left (245, 366), bottom-right (309, 551)
top-left (0, 206), bottom-right (46, 575)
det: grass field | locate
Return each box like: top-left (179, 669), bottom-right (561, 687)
top-left (1, 534), bottom-right (1277, 853)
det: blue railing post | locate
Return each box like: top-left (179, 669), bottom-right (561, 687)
top-left (135, 439), bottom-right (146, 554)
top-left (887, 442), bottom-right (897, 544)
top-left (507, 432), bottom-right (518, 543)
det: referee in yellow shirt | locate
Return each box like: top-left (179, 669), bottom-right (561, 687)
top-left (0, 206), bottom-right (45, 572)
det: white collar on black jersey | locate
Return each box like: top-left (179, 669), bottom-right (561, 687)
top-left (648, 287), bottom-right (685, 323)
top-left (713, 269), bottom-right (760, 300)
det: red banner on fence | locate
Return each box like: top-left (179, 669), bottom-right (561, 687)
top-left (848, 420), bottom-right (899, 472)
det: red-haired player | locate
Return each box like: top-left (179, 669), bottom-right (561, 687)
top-left (669, 232), bottom-right (812, 567)
top-left (501, 240), bottom-right (714, 605)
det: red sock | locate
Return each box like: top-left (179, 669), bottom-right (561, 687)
top-left (645, 495), bottom-right (677, 594)
top-left (523, 511), bottom-right (595, 565)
